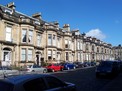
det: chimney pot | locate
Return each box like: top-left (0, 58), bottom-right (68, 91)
top-left (7, 2), bottom-right (16, 10)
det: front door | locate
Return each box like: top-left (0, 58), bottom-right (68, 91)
top-left (2, 51), bottom-right (11, 66)
top-left (36, 55), bottom-right (39, 66)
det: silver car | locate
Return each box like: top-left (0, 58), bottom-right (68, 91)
top-left (26, 65), bottom-right (47, 73)
top-left (0, 66), bottom-right (19, 77)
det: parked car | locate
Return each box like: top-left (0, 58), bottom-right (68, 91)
top-left (82, 62), bottom-right (91, 67)
top-left (73, 62), bottom-right (84, 68)
top-left (25, 65), bottom-right (47, 73)
top-left (90, 61), bottom-right (96, 66)
top-left (60, 63), bottom-right (76, 70)
top-left (95, 61), bottom-right (120, 77)
top-left (0, 66), bottom-right (19, 76)
top-left (116, 60), bottom-right (122, 72)
top-left (0, 74), bottom-right (77, 91)
top-left (46, 63), bottom-right (64, 72)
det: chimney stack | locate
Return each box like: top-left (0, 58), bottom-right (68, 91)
top-left (7, 2), bottom-right (16, 10)
top-left (63, 24), bottom-right (70, 32)
top-left (32, 13), bottom-right (42, 20)
top-left (54, 21), bottom-right (59, 28)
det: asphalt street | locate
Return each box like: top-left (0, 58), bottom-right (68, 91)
top-left (51, 67), bottom-right (121, 91)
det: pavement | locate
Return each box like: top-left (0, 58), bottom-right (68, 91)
top-left (100, 73), bottom-right (122, 91)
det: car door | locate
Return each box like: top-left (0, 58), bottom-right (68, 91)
top-left (44, 76), bottom-right (69, 91)
top-left (33, 65), bottom-right (39, 72)
top-left (3, 66), bottom-right (12, 75)
top-left (0, 67), bottom-right (4, 76)
top-left (37, 66), bottom-right (43, 73)
top-left (23, 77), bottom-right (48, 91)
top-left (55, 64), bottom-right (60, 71)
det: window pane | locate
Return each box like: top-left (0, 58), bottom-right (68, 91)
top-left (21, 49), bottom-right (26, 61)
top-left (48, 50), bottom-right (52, 60)
top-left (45, 77), bottom-right (65, 89)
top-left (22, 30), bottom-right (27, 42)
top-left (53, 51), bottom-right (56, 59)
top-left (37, 34), bottom-right (41, 46)
top-left (48, 34), bottom-right (52, 45)
top-left (6, 27), bottom-right (11, 41)
top-left (28, 30), bottom-right (33, 43)
top-left (28, 49), bottom-right (32, 61)
top-left (53, 35), bottom-right (56, 46)
top-left (66, 52), bottom-right (68, 60)
top-left (24, 78), bottom-right (47, 91)
top-left (65, 40), bottom-right (68, 44)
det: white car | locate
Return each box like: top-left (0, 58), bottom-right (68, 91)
top-left (26, 65), bottom-right (47, 73)
top-left (0, 66), bottom-right (19, 77)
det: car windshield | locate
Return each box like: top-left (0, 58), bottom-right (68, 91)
top-left (99, 61), bottom-right (112, 67)
top-left (0, 81), bottom-right (14, 91)
top-left (47, 64), bottom-right (52, 66)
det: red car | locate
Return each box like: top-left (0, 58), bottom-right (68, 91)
top-left (46, 63), bottom-right (64, 72)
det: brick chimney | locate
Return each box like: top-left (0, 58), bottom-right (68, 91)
top-left (54, 21), bottom-right (59, 28)
top-left (7, 2), bottom-right (16, 10)
top-left (63, 24), bottom-right (70, 32)
top-left (32, 13), bottom-right (42, 20)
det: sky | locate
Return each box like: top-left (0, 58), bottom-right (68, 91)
top-left (0, 0), bottom-right (122, 46)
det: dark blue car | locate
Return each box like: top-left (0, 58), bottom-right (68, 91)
top-left (60, 63), bottom-right (76, 70)
top-left (96, 61), bottom-right (120, 77)
top-left (0, 74), bottom-right (76, 91)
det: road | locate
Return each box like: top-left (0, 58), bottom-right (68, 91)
top-left (0, 66), bottom-right (120, 91)
top-left (50, 67), bottom-right (117, 91)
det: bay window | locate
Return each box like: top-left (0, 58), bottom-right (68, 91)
top-left (22, 29), bottom-right (33, 43)
top-left (21, 48), bottom-right (33, 62)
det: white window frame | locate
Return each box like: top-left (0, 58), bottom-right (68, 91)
top-left (6, 26), bottom-right (12, 42)
top-left (57, 37), bottom-right (60, 48)
top-left (53, 35), bottom-right (56, 46)
top-left (28, 49), bottom-right (33, 61)
top-left (22, 29), bottom-right (27, 43)
top-left (69, 40), bottom-right (71, 49)
top-left (48, 50), bottom-right (52, 60)
top-left (21, 48), bottom-right (26, 61)
top-left (48, 34), bottom-right (52, 46)
top-left (37, 34), bottom-right (41, 46)
top-left (53, 50), bottom-right (56, 59)
top-left (65, 39), bottom-right (68, 48)
top-left (28, 30), bottom-right (33, 44)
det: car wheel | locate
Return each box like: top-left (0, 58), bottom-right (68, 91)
top-left (60, 68), bottom-right (63, 71)
top-left (43, 69), bottom-right (47, 73)
top-left (52, 69), bottom-right (55, 72)
top-left (73, 66), bottom-right (76, 69)
top-left (67, 67), bottom-right (70, 70)
top-left (32, 70), bottom-right (35, 72)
